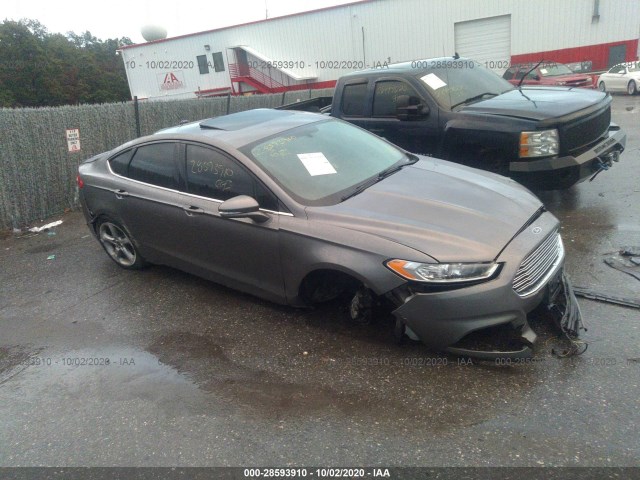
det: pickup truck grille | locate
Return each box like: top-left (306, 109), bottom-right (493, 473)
top-left (561, 107), bottom-right (610, 154)
top-left (513, 231), bottom-right (564, 297)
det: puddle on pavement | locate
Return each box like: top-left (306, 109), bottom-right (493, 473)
top-left (144, 325), bottom-right (563, 431)
top-left (147, 332), bottom-right (368, 417)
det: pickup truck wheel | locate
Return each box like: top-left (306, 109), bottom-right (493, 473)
top-left (628, 81), bottom-right (637, 96)
top-left (598, 81), bottom-right (606, 92)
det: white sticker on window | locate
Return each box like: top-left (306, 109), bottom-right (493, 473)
top-left (297, 152), bottom-right (337, 176)
top-left (540, 68), bottom-right (548, 75)
top-left (420, 73), bottom-right (447, 90)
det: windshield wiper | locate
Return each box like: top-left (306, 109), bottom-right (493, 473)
top-left (341, 155), bottom-right (418, 202)
top-left (450, 92), bottom-right (498, 110)
top-left (517, 60), bottom-right (544, 88)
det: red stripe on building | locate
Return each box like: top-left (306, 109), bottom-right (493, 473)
top-left (511, 39), bottom-right (639, 71)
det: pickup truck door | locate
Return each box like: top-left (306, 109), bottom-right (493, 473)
top-left (364, 78), bottom-right (440, 156)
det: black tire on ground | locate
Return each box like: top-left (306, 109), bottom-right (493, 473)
top-left (598, 82), bottom-right (606, 92)
top-left (628, 81), bottom-right (637, 96)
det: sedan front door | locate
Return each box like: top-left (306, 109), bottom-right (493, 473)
top-left (175, 143), bottom-right (286, 303)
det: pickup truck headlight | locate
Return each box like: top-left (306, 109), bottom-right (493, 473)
top-left (519, 129), bottom-right (559, 158)
top-left (386, 260), bottom-right (500, 283)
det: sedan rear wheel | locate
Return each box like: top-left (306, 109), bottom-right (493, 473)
top-left (97, 219), bottom-right (146, 269)
top-left (628, 81), bottom-right (637, 95)
top-left (598, 81), bottom-right (606, 92)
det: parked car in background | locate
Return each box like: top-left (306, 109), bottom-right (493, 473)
top-left (78, 109), bottom-right (573, 358)
top-left (566, 60), bottom-right (594, 74)
top-left (503, 62), bottom-right (595, 89)
top-left (597, 62), bottom-right (640, 95)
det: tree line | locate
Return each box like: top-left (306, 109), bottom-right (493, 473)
top-left (0, 19), bottom-right (133, 108)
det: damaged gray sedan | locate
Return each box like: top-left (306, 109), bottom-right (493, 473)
top-left (78, 109), bottom-right (580, 358)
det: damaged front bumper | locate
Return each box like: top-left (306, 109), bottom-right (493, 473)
top-left (389, 212), bottom-right (568, 359)
top-left (509, 125), bottom-right (626, 189)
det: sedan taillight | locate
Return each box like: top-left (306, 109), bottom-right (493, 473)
top-left (76, 174), bottom-right (84, 189)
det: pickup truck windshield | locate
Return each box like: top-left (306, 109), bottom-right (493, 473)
top-left (241, 119), bottom-right (405, 206)
top-left (418, 61), bottom-right (513, 110)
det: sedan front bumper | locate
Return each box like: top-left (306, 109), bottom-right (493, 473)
top-left (391, 211), bottom-right (563, 355)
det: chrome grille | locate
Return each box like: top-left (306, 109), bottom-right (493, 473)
top-left (513, 231), bottom-right (564, 297)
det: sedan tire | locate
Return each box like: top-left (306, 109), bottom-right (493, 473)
top-left (598, 81), bottom-right (606, 92)
top-left (628, 81), bottom-right (637, 96)
top-left (97, 218), bottom-right (146, 269)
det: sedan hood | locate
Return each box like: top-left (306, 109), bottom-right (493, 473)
top-left (462, 87), bottom-right (607, 121)
top-left (307, 159), bottom-right (543, 263)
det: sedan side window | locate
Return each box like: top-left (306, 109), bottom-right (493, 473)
top-left (185, 144), bottom-right (278, 210)
top-left (128, 143), bottom-right (179, 190)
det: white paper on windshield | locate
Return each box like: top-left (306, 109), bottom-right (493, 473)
top-left (420, 73), bottom-right (447, 90)
top-left (297, 152), bottom-right (337, 176)
top-left (540, 68), bottom-right (548, 74)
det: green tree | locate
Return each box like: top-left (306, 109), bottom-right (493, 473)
top-left (0, 19), bottom-right (133, 107)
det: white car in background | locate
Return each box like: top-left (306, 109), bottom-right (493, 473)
top-left (597, 61), bottom-right (640, 95)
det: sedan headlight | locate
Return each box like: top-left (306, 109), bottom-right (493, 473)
top-left (386, 260), bottom-right (500, 283)
top-left (519, 129), bottom-right (559, 158)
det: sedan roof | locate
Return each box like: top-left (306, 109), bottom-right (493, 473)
top-left (155, 109), bottom-right (326, 148)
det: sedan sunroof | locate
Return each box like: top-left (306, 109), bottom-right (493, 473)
top-left (200, 109), bottom-right (294, 131)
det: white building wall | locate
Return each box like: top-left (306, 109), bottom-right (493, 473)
top-left (120, 0), bottom-right (640, 101)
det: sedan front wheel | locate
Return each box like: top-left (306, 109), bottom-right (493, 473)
top-left (598, 81), bottom-right (606, 92)
top-left (628, 81), bottom-right (637, 95)
top-left (97, 219), bottom-right (146, 269)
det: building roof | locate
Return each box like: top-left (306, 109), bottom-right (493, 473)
top-left (120, 0), bottom-right (373, 50)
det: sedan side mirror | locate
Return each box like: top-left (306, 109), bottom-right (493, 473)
top-left (396, 95), bottom-right (429, 121)
top-left (219, 195), bottom-right (270, 223)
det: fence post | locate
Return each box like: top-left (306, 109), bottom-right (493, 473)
top-left (133, 96), bottom-right (141, 137)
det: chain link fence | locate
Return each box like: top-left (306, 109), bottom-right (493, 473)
top-left (0, 88), bottom-right (334, 230)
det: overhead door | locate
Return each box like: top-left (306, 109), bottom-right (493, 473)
top-left (454, 15), bottom-right (511, 73)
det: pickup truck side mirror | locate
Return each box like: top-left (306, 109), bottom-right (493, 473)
top-left (396, 95), bottom-right (429, 121)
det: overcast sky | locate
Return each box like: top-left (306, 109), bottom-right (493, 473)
top-left (3, 0), bottom-right (363, 43)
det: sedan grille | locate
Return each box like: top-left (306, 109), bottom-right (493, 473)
top-left (513, 231), bottom-right (564, 297)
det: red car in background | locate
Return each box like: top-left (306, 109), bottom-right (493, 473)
top-left (503, 62), bottom-right (595, 88)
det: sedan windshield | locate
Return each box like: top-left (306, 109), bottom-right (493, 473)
top-left (241, 120), bottom-right (406, 205)
top-left (417, 61), bottom-right (514, 110)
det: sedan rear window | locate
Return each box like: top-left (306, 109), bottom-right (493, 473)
top-left (128, 143), bottom-right (179, 190)
top-left (109, 150), bottom-right (134, 176)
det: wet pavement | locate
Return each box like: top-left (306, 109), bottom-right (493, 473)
top-left (1, 95), bottom-right (639, 468)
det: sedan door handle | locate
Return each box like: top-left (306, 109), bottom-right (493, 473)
top-left (114, 189), bottom-right (129, 199)
top-left (182, 205), bottom-right (204, 216)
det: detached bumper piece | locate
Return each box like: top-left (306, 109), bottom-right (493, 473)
top-left (548, 273), bottom-right (588, 357)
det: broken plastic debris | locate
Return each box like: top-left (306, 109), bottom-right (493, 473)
top-left (604, 256), bottom-right (640, 281)
top-left (47, 255), bottom-right (56, 260)
top-left (620, 246), bottom-right (640, 257)
top-left (29, 220), bottom-right (63, 233)
top-left (573, 287), bottom-right (640, 309)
